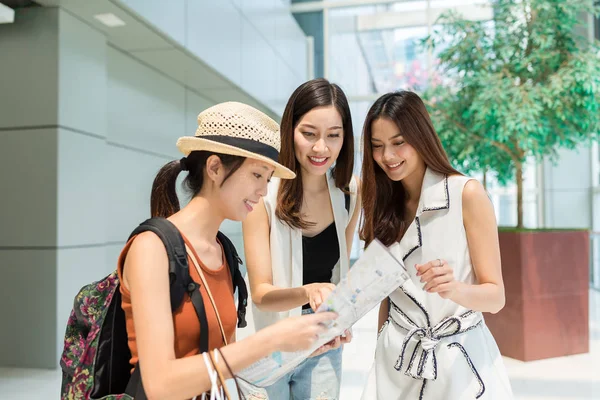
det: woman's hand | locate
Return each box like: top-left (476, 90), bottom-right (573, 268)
top-left (416, 259), bottom-right (458, 299)
top-left (340, 328), bottom-right (353, 345)
top-left (308, 329), bottom-right (352, 358)
top-left (309, 336), bottom-right (341, 358)
top-left (303, 282), bottom-right (336, 311)
top-left (270, 312), bottom-right (338, 353)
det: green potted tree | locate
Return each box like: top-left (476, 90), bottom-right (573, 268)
top-left (423, 0), bottom-right (600, 361)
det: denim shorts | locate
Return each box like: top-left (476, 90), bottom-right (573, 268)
top-left (246, 309), bottom-right (343, 400)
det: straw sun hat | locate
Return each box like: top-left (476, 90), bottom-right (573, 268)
top-left (176, 102), bottom-right (295, 179)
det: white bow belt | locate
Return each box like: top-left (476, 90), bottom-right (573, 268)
top-left (389, 302), bottom-right (486, 399)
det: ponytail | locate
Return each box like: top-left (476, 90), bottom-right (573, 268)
top-left (150, 152), bottom-right (245, 218)
top-left (150, 159), bottom-right (184, 218)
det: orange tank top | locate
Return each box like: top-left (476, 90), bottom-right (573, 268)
top-left (116, 232), bottom-right (237, 367)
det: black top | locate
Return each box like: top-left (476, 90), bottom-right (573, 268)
top-left (302, 222), bottom-right (340, 309)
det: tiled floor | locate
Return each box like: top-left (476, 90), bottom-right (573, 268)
top-left (2, 291), bottom-right (599, 399)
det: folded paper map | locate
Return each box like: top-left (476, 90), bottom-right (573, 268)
top-left (237, 239), bottom-right (411, 387)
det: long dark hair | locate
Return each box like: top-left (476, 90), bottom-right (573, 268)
top-left (276, 78), bottom-right (354, 229)
top-left (359, 91), bottom-right (460, 246)
top-left (150, 151), bottom-right (245, 218)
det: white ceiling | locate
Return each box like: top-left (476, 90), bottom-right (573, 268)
top-left (35, 0), bottom-right (278, 119)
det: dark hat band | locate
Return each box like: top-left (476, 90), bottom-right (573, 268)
top-left (200, 135), bottom-right (279, 162)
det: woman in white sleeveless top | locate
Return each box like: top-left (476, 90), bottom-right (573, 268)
top-left (242, 79), bottom-right (361, 399)
top-left (359, 91), bottom-right (513, 400)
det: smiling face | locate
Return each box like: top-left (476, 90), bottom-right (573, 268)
top-left (370, 117), bottom-right (424, 182)
top-left (216, 158), bottom-right (274, 220)
top-left (293, 105), bottom-right (345, 177)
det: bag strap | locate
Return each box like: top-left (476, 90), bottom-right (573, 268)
top-left (217, 231), bottom-right (248, 328)
top-left (125, 367), bottom-right (145, 400)
top-left (128, 218), bottom-right (190, 312)
top-left (187, 238), bottom-right (246, 400)
top-left (208, 350), bottom-right (232, 399)
top-left (185, 243), bottom-right (228, 345)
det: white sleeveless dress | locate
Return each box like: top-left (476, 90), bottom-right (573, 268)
top-left (361, 168), bottom-right (514, 400)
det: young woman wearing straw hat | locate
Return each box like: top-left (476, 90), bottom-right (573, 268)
top-left (242, 79), bottom-right (361, 399)
top-left (117, 101), bottom-right (338, 400)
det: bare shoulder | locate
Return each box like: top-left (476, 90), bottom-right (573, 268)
top-left (464, 177), bottom-right (490, 202)
top-left (122, 231), bottom-right (169, 288)
top-left (461, 178), bottom-right (495, 222)
top-left (125, 231), bottom-right (169, 274)
top-left (128, 231), bottom-right (166, 256)
top-left (462, 178), bottom-right (488, 202)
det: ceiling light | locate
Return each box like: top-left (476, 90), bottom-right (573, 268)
top-left (94, 13), bottom-right (126, 28)
top-left (0, 3), bottom-right (15, 24)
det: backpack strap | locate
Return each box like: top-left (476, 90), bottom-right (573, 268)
top-left (217, 231), bottom-right (248, 328)
top-left (124, 218), bottom-right (210, 399)
top-left (129, 219), bottom-right (185, 310)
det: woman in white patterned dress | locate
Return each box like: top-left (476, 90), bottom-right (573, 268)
top-left (359, 91), bottom-right (514, 400)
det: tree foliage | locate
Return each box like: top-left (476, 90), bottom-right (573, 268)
top-left (423, 0), bottom-right (600, 227)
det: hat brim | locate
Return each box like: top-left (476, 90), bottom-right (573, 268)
top-left (177, 136), bottom-right (296, 179)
